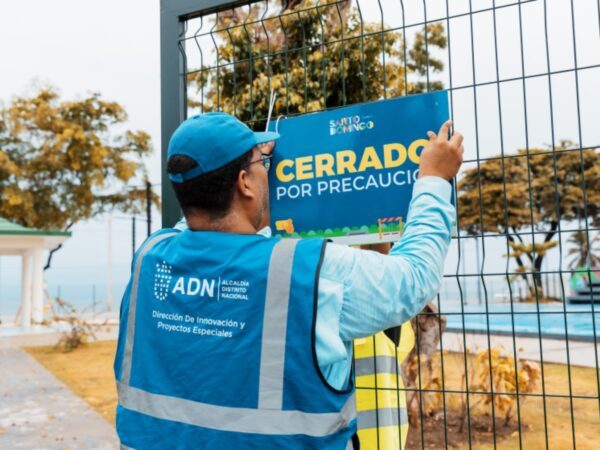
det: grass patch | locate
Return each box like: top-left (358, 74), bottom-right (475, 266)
top-left (23, 341), bottom-right (599, 448)
top-left (25, 340), bottom-right (117, 424)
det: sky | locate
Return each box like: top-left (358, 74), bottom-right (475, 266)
top-left (0, 0), bottom-right (162, 181)
top-left (0, 0), bottom-right (162, 313)
top-left (0, 0), bottom-right (598, 315)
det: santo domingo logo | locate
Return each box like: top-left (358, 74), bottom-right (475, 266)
top-left (329, 114), bottom-right (374, 136)
top-left (153, 261), bottom-right (173, 301)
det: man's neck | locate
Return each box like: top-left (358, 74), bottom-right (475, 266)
top-left (185, 211), bottom-right (257, 235)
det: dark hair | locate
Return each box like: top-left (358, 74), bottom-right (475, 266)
top-left (167, 150), bottom-right (253, 218)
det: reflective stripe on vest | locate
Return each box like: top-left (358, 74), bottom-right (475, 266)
top-left (121, 232), bottom-right (177, 387)
top-left (117, 381), bottom-right (356, 436)
top-left (117, 235), bottom-right (356, 437)
top-left (358, 407), bottom-right (408, 429)
top-left (258, 238), bottom-right (296, 409)
top-left (354, 324), bottom-right (414, 450)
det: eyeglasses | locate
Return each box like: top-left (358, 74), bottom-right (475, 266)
top-left (245, 153), bottom-right (273, 173)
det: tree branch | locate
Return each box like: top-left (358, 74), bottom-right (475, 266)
top-left (534, 221), bottom-right (559, 271)
top-left (510, 226), bottom-right (535, 263)
top-left (511, 227), bottom-right (525, 244)
top-left (543, 221), bottom-right (559, 243)
top-left (507, 233), bottom-right (529, 283)
top-left (44, 222), bottom-right (74, 271)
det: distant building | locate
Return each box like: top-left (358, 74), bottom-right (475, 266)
top-left (0, 218), bottom-right (70, 326)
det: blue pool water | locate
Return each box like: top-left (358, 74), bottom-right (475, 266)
top-left (444, 303), bottom-right (600, 340)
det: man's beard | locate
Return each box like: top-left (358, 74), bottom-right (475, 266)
top-left (253, 183), bottom-right (269, 230)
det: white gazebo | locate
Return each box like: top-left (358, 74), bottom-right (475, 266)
top-left (0, 218), bottom-right (71, 327)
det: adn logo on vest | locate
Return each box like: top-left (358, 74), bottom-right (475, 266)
top-left (154, 261), bottom-right (173, 301)
top-left (153, 260), bottom-right (217, 301)
top-left (172, 277), bottom-right (216, 298)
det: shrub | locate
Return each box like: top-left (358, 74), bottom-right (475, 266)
top-left (52, 298), bottom-right (104, 353)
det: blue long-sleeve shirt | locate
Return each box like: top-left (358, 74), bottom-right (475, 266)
top-left (315, 176), bottom-right (454, 389)
top-left (174, 175), bottom-right (454, 390)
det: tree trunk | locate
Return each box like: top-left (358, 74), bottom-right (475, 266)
top-left (531, 269), bottom-right (543, 299)
top-left (401, 302), bottom-right (446, 427)
top-left (531, 221), bottom-right (559, 300)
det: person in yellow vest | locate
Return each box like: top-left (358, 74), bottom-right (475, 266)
top-left (355, 244), bottom-right (414, 450)
top-left (355, 325), bottom-right (414, 450)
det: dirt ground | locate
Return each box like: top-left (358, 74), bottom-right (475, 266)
top-left (25, 341), bottom-right (599, 448)
top-left (406, 352), bottom-right (600, 449)
top-left (406, 409), bottom-right (518, 449)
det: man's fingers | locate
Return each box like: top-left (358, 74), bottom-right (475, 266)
top-left (437, 120), bottom-right (452, 142)
top-left (450, 131), bottom-right (464, 147)
top-left (427, 131), bottom-right (436, 141)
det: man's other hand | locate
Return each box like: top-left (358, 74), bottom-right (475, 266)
top-left (418, 120), bottom-right (464, 181)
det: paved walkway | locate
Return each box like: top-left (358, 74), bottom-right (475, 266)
top-left (0, 344), bottom-right (119, 449)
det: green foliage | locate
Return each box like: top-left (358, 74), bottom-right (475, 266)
top-left (0, 87), bottom-right (156, 233)
top-left (387, 222), bottom-right (400, 232)
top-left (187, 0), bottom-right (446, 127)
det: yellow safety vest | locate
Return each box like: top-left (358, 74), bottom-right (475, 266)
top-left (354, 323), bottom-right (414, 450)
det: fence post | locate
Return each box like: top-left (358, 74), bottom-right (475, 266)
top-left (146, 181), bottom-right (152, 237)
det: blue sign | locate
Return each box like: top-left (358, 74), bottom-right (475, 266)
top-left (269, 91), bottom-right (450, 245)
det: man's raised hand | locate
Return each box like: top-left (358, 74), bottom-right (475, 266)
top-left (418, 120), bottom-right (464, 181)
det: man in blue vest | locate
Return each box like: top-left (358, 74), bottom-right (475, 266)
top-left (114, 112), bottom-right (463, 449)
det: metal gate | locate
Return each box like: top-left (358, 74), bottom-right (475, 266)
top-left (160, 1), bottom-right (600, 448)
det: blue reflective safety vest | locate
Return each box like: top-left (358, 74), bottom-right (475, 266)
top-left (114, 229), bottom-right (357, 449)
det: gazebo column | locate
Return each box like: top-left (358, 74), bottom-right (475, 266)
top-left (31, 247), bottom-right (44, 323)
top-left (21, 252), bottom-right (32, 327)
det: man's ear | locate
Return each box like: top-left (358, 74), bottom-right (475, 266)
top-left (236, 169), bottom-right (256, 200)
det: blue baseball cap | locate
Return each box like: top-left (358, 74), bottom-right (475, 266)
top-left (167, 112), bottom-right (280, 183)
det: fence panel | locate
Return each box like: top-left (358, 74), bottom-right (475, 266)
top-left (162, 0), bottom-right (600, 448)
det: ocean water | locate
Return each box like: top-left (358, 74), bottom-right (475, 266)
top-left (0, 282), bottom-right (128, 316)
top-left (3, 257), bottom-right (594, 340)
top-left (0, 264), bottom-right (130, 316)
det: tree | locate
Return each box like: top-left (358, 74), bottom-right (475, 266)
top-left (187, 0), bottom-right (447, 125)
top-left (458, 141), bottom-right (600, 300)
top-left (0, 87), bottom-right (156, 269)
